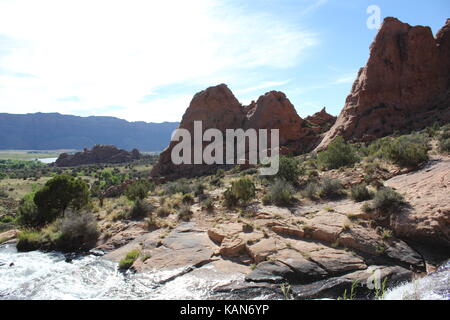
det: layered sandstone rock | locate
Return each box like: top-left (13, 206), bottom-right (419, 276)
top-left (304, 107), bottom-right (337, 134)
top-left (317, 17), bottom-right (450, 150)
top-left (55, 145), bottom-right (141, 167)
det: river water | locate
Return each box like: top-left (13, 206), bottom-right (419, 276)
top-left (0, 244), bottom-right (448, 300)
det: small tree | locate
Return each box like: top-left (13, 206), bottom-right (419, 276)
top-left (125, 179), bottom-right (154, 201)
top-left (33, 174), bottom-right (90, 222)
top-left (317, 137), bottom-right (359, 170)
top-left (276, 156), bottom-right (302, 183)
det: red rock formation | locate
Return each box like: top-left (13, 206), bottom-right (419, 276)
top-left (304, 107), bottom-right (337, 134)
top-left (316, 17), bottom-right (450, 150)
top-left (151, 85), bottom-right (327, 178)
top-left (55, 145), bottom-right (141, 167)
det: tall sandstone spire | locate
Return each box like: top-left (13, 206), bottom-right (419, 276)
top-left (316, 17), bottom-right (450, 150)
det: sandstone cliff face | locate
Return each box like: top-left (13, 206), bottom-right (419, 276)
top-left (316, 17), bottom-right (450, 150)
top-left (151, 85), bottom-right (331, 178)
top-left (55, 145), bottom-right (141, 167)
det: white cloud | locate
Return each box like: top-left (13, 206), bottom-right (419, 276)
top-left (235, 80), bottom-right (291, 95)
top-left (0, 0), bottom-right (318, 122)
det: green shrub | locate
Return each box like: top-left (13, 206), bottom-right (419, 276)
top-left (129, 199), bottom-right (152, 219)
top-left (265, 179), bottom-right (295, 207)
top-left (16, 192), bottom-right (43, 227)
top-left (302, 182), bottom-right (320, 200)
top-left (317, 178), bottom-right (344, 199)
top-left (177, 205), bottom-right (193, 221)
top-left (181, 193), bottom-right (194, 204)
top-left (201, 197), bottom-right (214, 212)
top-left (317, 137), bottom-right (359, 170)
top-left (156, 205), bottom-right (172, 217)
top-left (54, 210), bottom-right (99, 252)
top-left (228, 177), bottom-right (256, 205)
top-left (119, 249), bottom-right (141, 270)
top-left (371, 187), bottom-right (405, 214)
top-left (380, 134), bottom-right (428, 167)
top-left (193, 183), bottom-right (205, 196)
top-left (438, 126), bottom-right (450, 153)
top-left (350, 183), bottom-right (373, 202)
top-left (125, 179), bottom-right (154, 201)
top-left (223, 189), bottom-right (238, 208)
top-left (33, 174), bottom-right (90, 224)
top-left (163, 179), bottom-right (193, 195)
top-left (276, 156), bottom-right (302, 183)
top-left (16, 231), bottom-right (43, 252)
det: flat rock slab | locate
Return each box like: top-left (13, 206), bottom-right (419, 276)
top-left (134, 223), bottom-right (217, 272)
top-left (308, 248), bottom-right (367, 275)
top-left (385, 157), bottom-right (450, 247)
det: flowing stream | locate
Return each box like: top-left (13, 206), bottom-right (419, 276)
top-left (0, 243), bottom-right (448, 300)
top-left (0, 244), bottom-right (244, 300)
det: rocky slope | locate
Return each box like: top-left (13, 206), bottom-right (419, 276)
top-left (316, 17), bottom-right (450, 150)
top-left (55, 145), bottom-right (141, 167)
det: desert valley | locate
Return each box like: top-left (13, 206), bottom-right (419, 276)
top-left (0, 16), bottom-right (449, 301)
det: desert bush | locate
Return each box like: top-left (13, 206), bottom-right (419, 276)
top-left (193, 183), bottom-right (205, 196)
top-left (439, 138), bottom-right (450, 153)
top-left (163, 179), bottom-right (193, 195)
top-left (16, 231), bottom-right (43, 252)
top-left (438, 126), bottom-right (450, 153)
top-left (201, 197), bottom-right (214, 212)
top-left (302, 182), bottom-right (320, 200)
top-left (125, 179), bottom-right (154, 201)
top-left (275, 156), bottom-right (302, 183)
top-left (317, 178), bottom-right (344, 200)
top-left (181, 193), bottom-right (194, 204)
top-left (224, 177), bottom-right (255, 207)
top-left (265, 179), bottom-right (295, 207)
top-left (350, 183), bottom-right (373, 202)
top-left (0, 188), bottom-right (7, 198)
top-left (380, 134), bottom-right (429, 167)
top-left (317, 137), bottom-right (359, 170)
top-left (119, 249), bottom-right (141, 270)
top-left (370, 187), bottom-right (405, 214)
top-left (129, 199), bottom-right (153, 219)
top-left (177, 204), bottom-right (193, 221)
top-left (16, 192), bottom-right (43, 227)
top-left (156, 205), bottom-right (172, 217)
top-left (54, 210), bottom-right (99, 251)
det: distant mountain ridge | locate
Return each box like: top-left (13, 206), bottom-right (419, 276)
top-left (0, 112), bottom-right (179, 151)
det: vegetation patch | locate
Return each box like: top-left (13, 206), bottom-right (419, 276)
top-left (119, 249), bottom-right (141, 271)
top-left (317, 137), bottom-right (359, 170)
top-left (350, 183), bottom-right (373, 202)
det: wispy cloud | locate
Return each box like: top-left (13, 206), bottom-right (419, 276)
top-left (235, 80), bottom-right (291, 95)
top-left (0, 0), bottom-right (319, 122)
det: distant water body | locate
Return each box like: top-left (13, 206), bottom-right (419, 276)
top-left (37, 157), bottom-right (57, 164)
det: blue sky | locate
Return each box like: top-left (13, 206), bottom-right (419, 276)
top-left (0, 0), bottom-right (448, 122)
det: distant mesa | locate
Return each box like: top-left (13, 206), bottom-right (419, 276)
top-left (55, 145), bottom-right (141, 167)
